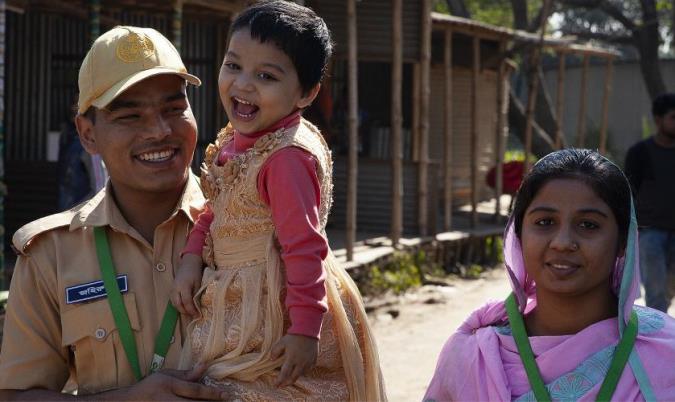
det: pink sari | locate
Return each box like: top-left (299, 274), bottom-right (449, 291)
top-left (424, 209), bottom-right (675, 401)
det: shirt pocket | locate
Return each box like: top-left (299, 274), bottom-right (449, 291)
top-left (61, 292), bottom-right (142, 394)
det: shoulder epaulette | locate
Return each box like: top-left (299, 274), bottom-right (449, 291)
top-left (12, 210), bottom-right (78, 255)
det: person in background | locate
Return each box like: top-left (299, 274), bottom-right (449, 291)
top-left (625, 93), bottom-right (675, 313)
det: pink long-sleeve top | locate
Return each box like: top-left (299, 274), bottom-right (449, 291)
top-left (183, 112), bottom-right (328, 339)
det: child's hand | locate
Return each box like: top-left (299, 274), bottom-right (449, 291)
top-left (271, 334), bottom-right (319, 387)
top-left (170, 254), bottom-right (204, 317)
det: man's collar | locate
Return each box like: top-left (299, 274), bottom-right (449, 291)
top-left (69, 173), bottom-right (205, 231)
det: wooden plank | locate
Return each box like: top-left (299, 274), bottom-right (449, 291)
top-left (470, 36), bottom-right (479, 228)
top-left (555, 51), bottom-right (565, 149)
top-left (599, 57), bottom-right (613, 154)
top-left (418, 0), bottom-right (431, 236)
top-left (391, 0), bottom-right (403, 245)
top-left (576, 54), bottom-right (589, 147)
top-left (443, 28), bottom-right (452, 231)
top-left (346, 0), bottom-right (358, 261)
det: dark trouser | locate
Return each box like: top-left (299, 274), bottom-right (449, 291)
top-left (639, 228), bottom-right (675, 312)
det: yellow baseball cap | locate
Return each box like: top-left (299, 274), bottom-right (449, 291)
top-left (77, 26), bottom-right (201, 114)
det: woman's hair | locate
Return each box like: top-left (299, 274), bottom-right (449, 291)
top-left (229, 0), bottom-right (333, 94)
top-left (512, 149), bottom-right (631, 245)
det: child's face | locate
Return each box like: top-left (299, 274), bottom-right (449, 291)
top-left (219, 29), bottom-right (318, 134)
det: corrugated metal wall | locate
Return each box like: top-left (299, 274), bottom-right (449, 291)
top-left (310, 0), bottom-right (422, 62)
top-left (429, 65), bottom-right (498, 205)
top-left (6, 11), bottom-right (52, 161)
top-left (329, 159), bottom-right (438, 234)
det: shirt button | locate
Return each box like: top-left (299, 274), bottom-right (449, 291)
top-left (155, 262), bottom-right (166, 272)
top-left (95, 328), bottom-right (107, 340)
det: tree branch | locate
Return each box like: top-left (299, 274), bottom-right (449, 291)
top-left (558, 0), bottom-right (637, 31)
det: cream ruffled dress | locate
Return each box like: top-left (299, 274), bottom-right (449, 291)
top-left (179, 119), bottom-right (386, 401)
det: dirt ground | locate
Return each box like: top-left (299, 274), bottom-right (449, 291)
top-left (368, 267), bottom-right (512, 402)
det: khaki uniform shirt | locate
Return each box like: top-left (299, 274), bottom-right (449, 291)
top-left (0, 175), bottom-right (204, 394)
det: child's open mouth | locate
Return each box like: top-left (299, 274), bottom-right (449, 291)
top-left (232, 96), bottom-right (259, 121)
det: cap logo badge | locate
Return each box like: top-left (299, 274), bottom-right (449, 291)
top-left (116, 32), bottom-right (155, 63)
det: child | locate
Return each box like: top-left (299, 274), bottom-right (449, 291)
top-left (170, 2), bottom-right (386, 401)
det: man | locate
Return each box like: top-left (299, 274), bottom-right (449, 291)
top-left (625, 93), bottom-right (675, 313)
top-left (0, 26), bottom-right (224, 400)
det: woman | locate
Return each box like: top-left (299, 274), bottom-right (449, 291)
top-left (424, 149), bottom-right (675, 401)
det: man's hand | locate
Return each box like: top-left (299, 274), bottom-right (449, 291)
top-left (270, 334), bottom-right (319, 388)
top-left (170, 254), bottom-right (204, 317)
top-left (0, 364), bottom-right (225, 401)
top-left (117, 363), bottom-right (224, 401)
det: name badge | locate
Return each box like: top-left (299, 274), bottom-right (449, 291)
top-left (65, 275), bottom-right (128, 304)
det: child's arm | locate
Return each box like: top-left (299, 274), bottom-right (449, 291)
top-left (170, 207), bottom-right (214, 316)
top-left (258, 148), bottom-right (329, 386)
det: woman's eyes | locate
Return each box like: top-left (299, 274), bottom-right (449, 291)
top-left (532, 218), bottom-right (599, 230)
top-left (535, 218), bottom-right (554, 226)
top-left (578, 220), bottom-right (599, 230)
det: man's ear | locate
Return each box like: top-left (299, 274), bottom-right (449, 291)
top-left (75, 113), bottom-right (98, 155)
top-left (296, 83), bottom-right (321, 110)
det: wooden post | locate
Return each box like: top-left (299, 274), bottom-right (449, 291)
top-left (418, 0), bottom-right (431, 236)
top-left (470, 36), bottom-right (480, 228)
top-left (576, 54), bottom-right (589, 147)
top-left (391, 0), bottom-right (403, 244)
top-left (523, 0), bottom-right (551, 175)
top-left (555, 51), bottom-right (566, 149)
top-left (90, 0), bottom-right (101, 42)
top-left (599, 56), bottom-right (613, 154)
top-left (494, 40), bottom-right (507, 222)
top-left (443, 28), bottom-right (453, 231)
top-left (346, 0), bottom-right (358, 261)
top-left (412, 63), bottom-right (420, 162)
top-left (172, 0), bottom-right (183, 54)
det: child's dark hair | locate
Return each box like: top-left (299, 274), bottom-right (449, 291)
top-left (230, 1), bottom-right (333, 94)
top-left (511, 149), bottom-right (631, 246)
top-left (652, 93), bottom-right (675, 117)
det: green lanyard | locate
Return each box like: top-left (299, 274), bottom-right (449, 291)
top-left (94, 226), bottom-right (179, 381)
top-left (505, 293), bottom-right (638, 402)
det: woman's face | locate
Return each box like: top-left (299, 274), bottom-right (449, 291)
top-left (521, 178), bottom-right (620, 297)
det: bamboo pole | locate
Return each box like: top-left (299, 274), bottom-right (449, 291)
top-left (346, 0), bottom-right (358, 261)
top-left (523, 0), bottom-right (551, 175)
top-left (412, 63), bottom-right (420, 162)
top-left (172, 0), bottom-right (183, 54)
top-left (599, 57), bottom-right (613, 154)
top-left (443, 28), bottom-right (453, 231)
top-left (576, 54), bottom-right (589, 147)
top-left (391, 0), bottom-right (403, 244)
top-left (555, 51), bottom-right (566, 149)
top-left (418, 0), bottom-right (431, 236)
top-left (470, 36), bottom-right (479, 228)
top-left (494, 40), bottom-right (506, 222)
